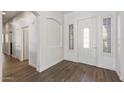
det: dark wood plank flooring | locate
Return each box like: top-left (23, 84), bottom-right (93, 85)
top-left (3, 54), bottom-right (121, 82)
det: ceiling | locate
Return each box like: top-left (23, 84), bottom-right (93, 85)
top-left (2, 11), bottom-right (73, 24)
top-left (2, 11), bottom-right (21, 24)
top-left (63, 11), bottom-right (74, 14)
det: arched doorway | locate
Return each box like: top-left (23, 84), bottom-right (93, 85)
top-left (0, 11), bottom-right (41, 81)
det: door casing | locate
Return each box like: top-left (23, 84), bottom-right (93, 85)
top-left (78, 17), bottom-right (97, 66)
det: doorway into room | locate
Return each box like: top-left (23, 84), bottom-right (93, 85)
top-left (2, 11), bottom-right (40, 81)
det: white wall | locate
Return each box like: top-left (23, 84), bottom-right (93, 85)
top-left (3, 23), bottom-right (11, 55)
top-left (12, 23), bottom-right (23, 60)
top-left (2, 25), bottom-right (6, 54)
top-left (0, 12), bottom-right (2, 81)
top-left (64, 11), bottom-right (117, 70)
top-left (39, 11), bottom-right (64, 72)
top-left (116, 12), bottom-right (121, 78)
top-left (117, 12), bottom-right (124, 81)
top-left (28, 15), bottom-right (39, 68)
top-left (23, 27), bottom-right (29, 60)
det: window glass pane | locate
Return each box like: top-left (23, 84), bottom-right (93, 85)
top-left (83, 28), bottom-right (90, 48)
top-left (102, 17), bottom-right (111, 53)
top-left (69, 24), bottom-right (74, 49)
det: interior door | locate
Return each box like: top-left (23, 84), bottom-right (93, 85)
top-left (78, 17), bottom-right (97, 66)
top-left (23, 27), bottom-right (29, 60)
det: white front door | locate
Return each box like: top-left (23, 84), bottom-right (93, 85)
top-left (78, 17), bottom-right (97, 66)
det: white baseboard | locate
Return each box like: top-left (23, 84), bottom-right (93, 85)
top-left (37, 58), bottom-right (64, 72)
top-left (29, 62), bottom-right (36, 68)
top-left (114, 68), bottom-right (124, 81)
top-left (119, 75), bottom-right (124, 81)
top-left (36, 68), bottom-right (42, 72)
top-left (97, 63), bottom-right (115, 71)
top-left (115, 70), bottom-right (123, 81)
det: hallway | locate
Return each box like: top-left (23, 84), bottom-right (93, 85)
top-left (3, 54), bottom-right (121, 82)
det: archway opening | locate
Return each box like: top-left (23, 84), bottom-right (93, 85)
top-left (2, 11), bottom-right (40, 81)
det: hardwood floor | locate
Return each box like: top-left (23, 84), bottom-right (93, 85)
top-left (3, 54), bottom-right (121, 82)
top-left (2, 54), bottom-right (39, 82)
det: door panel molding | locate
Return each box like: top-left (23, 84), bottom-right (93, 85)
top-left (78, 17), bottom-right (97, 66)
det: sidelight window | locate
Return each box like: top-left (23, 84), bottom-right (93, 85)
top-left (102, 17), bottom-right (111, 53)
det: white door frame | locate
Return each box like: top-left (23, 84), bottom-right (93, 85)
top-left (22, 26), bottom-right (29, 61)
top-left (0, 12), bottom-right (2, 81)
top-left (77, 17), bottom-right (98, 66)
top-left (31, 11), bottom-right (41, 72)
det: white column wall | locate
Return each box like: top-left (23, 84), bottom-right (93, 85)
top-left (117, 12), bottom-right (124, 81)
top-left (0, 12), bottom-right (2, 81)
top-left (39, 11), bottom-right (64, 72)
top-left (28, 16), bottom-right (39, 67)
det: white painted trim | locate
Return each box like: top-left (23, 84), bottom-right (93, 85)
top-left (29, 62), bottom-right (36, 68)
top-left (34, 13), bottom-right (41, 72)
top-left (29, 11), bottom-right (41, 72)
top-left (115, 70), bottom-right (123, 81)
top-left (46, 17), bottom-right (63, 48)
top-left (0, 12), bottom-right (2, 82)
top-left (97, 64), bottom-right (114, 71)
top-left (38, 58), bottom-right (64, 72)
top-left (120, 75), bottom-right (124, 81)
top-left (64, 58), bottom-right (78, 63)
top-left (101, 15), bottom-right (114, 57)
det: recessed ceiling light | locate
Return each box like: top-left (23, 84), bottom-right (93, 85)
top-left (2, 12), bottom-right (6, 15)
